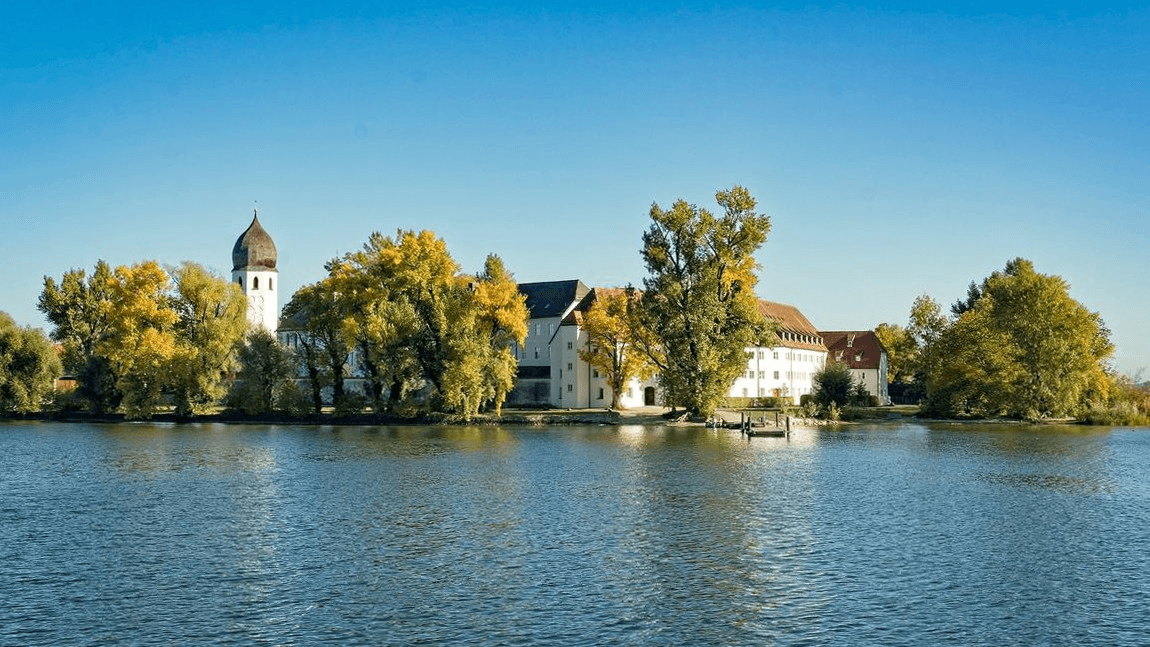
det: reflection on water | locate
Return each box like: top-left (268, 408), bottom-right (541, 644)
top-left (1, 420), bottom-right (1148, 646)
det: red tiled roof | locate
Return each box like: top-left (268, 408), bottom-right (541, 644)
top-left (820, 330), bottom-right (885, 369)
top-left (759, 300), bottom-right (826, 351)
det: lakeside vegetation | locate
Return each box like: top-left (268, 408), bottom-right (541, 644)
top-left (3, 189), bottom-right (1146, 426)
top-left (3, 186), bottom-right (776, 422)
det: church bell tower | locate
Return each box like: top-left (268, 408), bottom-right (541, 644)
top-left (232, 210), bottom-right (279, 333)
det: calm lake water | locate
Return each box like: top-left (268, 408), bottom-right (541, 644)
top-left (2, 420), bottom-right (1148, 646)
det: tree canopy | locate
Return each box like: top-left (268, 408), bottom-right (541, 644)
top-left (0, 312), bottom-right (63, 414)
top-left (38, 260), bottom-right (248, 418)
top-left (918, 258), bottom-right (1113, 420)
top-left (298, 229), bottom-right (528, 419)
top-left (638, 185), bottom-right (773, 417)
top-left (577, 288), bottom-right (656, 409)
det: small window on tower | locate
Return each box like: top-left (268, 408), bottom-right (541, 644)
top-left (269, 278), bottom-right (273, 290)
top-left (253, 277), bottom-right (259, 290)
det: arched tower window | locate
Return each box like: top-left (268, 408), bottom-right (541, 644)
top-left (253, 277), bottom-right (259, 290)
top-left (268, 278), bottom-right (273, 290)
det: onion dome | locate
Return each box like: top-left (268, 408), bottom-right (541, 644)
top-left (232, 210), bottom-right (277, 271)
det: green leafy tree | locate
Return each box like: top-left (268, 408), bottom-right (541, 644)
top-left (281, 280), bottom-right (352, 413)
top-left (922, 258), bottom-right (1113, 420)
top-left (38, 260), bottom-right (121, 412)
top-left (638, 185), bottom-right (773, 417)
top-left (577, 288), bottom-right (656, 410)
top-left (0, 313), bottom-right (63, 414)
top-left (812, 361), bottom-right (854, 411)
top-left (168, 262), bottom-right (249, 416)
top-left (227, 328), bottom-right (295, 415)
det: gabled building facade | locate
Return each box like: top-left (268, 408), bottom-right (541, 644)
top-left (506, 280), bottom-right (590, 407)
top-left (727, 300), bottom-right (829, 404)
top-left (552, 288), bottom-right (658, 409)
top-left (820, 330), bottom-right (890, 405)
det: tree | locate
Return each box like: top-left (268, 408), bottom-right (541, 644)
top-left (330, 230), bottom-right (528, 419)
top-left (577, 288), bottom-right (655, 409)
top-left (638, 185), bottom-right (773, 417)
top-left (99, 261), bottom-right (179, 419)
top-left (812, 361), bottom-right (854, 410)
top-left (468, 254), bottom-right (529, 417)
top-left (281, 279), bottom-right (351, 413)
top-left (38, 260), bottom-right (121, 413)
top-left (0, 313), bottom-right (63, 414)
top-left (922, 258), bottom-right (1113, 420)
top-left (227, 328), bottom-right (295, 415)
top-left (168, 262), bottom-right (249, 416)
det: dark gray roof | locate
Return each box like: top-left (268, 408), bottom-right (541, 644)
top-left (232, 211), bottom-right (277, 271)
top-left (516, 280), bottom-right (589, 319)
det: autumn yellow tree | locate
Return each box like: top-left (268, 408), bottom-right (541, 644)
top-left (98, 261), bottom-right (179, 418)
top-left (41, 260), bottom-right (249, 418)
top-left (328, 230), bottom-right (527, 419)
top-left (168, 262), bottom-right (249, 416)
top-left (577, 288), bottom-right (655, 409)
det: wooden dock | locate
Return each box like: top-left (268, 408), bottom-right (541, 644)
top-left (714, 411), bottom-right (791, 438)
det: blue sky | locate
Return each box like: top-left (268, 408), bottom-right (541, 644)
top-left (2, 2), bottom-right (1147, 376)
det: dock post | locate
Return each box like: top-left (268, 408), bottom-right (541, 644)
top-left (786, 416), bottom-right (791, 433)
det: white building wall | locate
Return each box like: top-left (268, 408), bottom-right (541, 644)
top-left (553, 323), bottom-right (658, 409)
top-left (728, 345), bottom-right (828, 404)
top-left (233, 268), bottom-right (279, 333)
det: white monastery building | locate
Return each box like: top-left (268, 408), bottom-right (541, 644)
top-left (727, 301), bottom-right (828, 404)
top-left (508, 281), bottom-right (831, 409)
top-left (232, 211), bottom-right (279, 333)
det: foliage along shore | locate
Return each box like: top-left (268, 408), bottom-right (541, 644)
top-left (1, 407), bottom-right (665, 427)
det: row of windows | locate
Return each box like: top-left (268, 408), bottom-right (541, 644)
top-left (747, 350), bottom-right (822, 363)
top-left (742, 370), bottom-right (811, 381)
top-left (236, 276), bottom-right (273, 291)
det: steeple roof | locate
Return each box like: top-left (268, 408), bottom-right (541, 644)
top-left (232, 210), bottom-right (277, 271)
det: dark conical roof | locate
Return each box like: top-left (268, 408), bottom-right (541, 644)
top-left (232, 210), bottom-right (277, 271)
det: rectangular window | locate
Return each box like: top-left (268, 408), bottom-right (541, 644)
top-left (758, 371), bottom-right (764, 379)
top-left (534, 347), bottom-right (539, 359)
top-left (593, 369), bottom-right (599, 378)
top-left (549, 323), bottom-right (554, 336)
top-left (568, 362), bottom-right (573, 371)
top-left (567, 341), bottom-right (573, 350)
top-left (774, 371), bottom-right (779, 379)
top-left (535, 324), bottom-right (540, 336)
top-left (567, 384), bottom-right (573, 392)
top-left (598, 388), bottom-right (604, 400)
top-left (627, 388), bottom-right (633, 398)
top-left (773, 351), bottom-right (779, 360)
